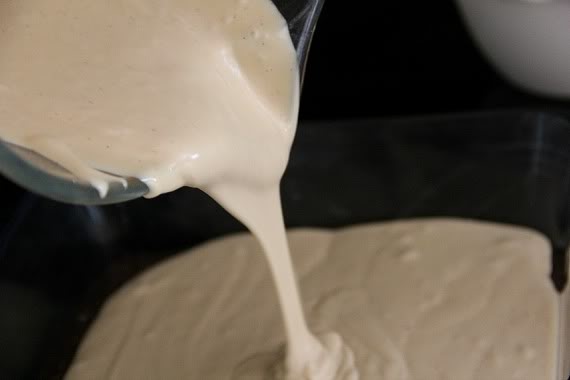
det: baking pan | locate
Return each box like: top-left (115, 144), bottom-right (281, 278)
top-left (1, 110), bottom-right (569, 379)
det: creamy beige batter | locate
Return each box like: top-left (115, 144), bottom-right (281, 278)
top-left (0, 1), bottom-right (350, 378)
top-left (65, 219), bottom-right (559, 380)
top-left (0, 0), bottom-right (298, 198)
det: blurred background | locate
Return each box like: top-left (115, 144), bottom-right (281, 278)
top-left (299, 2), bottom-right (568, 120)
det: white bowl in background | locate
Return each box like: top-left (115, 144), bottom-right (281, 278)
top-left (456, 0), bottom-right (570, 98)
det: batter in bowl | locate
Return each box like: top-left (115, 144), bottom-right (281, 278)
top-left (65, 219), bottom-right (558, 380)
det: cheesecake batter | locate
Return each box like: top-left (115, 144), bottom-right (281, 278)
top-left (0, 0), bottom-right (298, 198)
top-left (65, 219), bottom-right (559, 380)
top-left (0, 1), bottom-right (351, 378)
top-left (0, 2), bottom-right (560, 380)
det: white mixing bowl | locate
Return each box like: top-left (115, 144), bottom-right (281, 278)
top-left (456, 0), bottom-right (570, 97)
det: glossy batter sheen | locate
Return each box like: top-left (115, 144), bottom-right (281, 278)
top-left (0, 1), bottom-right (352, 378)
top-left (66, 219), bottom-right (558, 380)
top-left (0, 0), bottom-right (298, 197)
